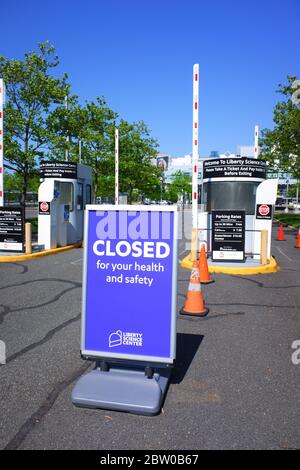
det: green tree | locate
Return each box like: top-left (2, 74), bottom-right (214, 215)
top-left (4, 172), bottom-right (39, 193)
top-left (47, 96), bottom-right (117, 199)
top-left (46, 94), bottom-right (84, 162)
top-left (116, 120), bottom-right (160, 203)
top-left (47, 99), bottom-right (161, 203)
top-left (79, 99), bottom-right (117, 199)
top-left (260, 76), bottom-right (300, 180)
top-left (165, 170), bottom-right (191, 202)
top-left (0, 41), bottom-right (69, 205)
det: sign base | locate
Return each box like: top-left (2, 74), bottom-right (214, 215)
top-left (72, 366), bottom-right (171, 416)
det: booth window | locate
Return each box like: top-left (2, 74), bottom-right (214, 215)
top-left (77, 182), bottom-right (83, 211)
top-left (86, 184), bottom-right (92, 206)
top-left (204, 181), bottom-right (260, 215)
top-left (55, 181), bottom-right (74, 211)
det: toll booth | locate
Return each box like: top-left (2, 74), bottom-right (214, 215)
top-left (198, 157), bottom-right (278, 261)
top-left (38, 162), bottom-right (92, 250)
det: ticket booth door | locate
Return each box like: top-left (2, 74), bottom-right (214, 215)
top-left (75, 181), bottom-right (92, 241)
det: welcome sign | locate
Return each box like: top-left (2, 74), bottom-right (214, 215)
top-left (81, 205), bottom-right (178, 365)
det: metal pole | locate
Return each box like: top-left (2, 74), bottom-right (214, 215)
top-left (115, 128), bottom-right (119, 205)
top-left (160, 178), bottom-right (163, 203)
top-left (191, 64), bottom-right (199, 260)
top-left (285, 179), bottom-right (289, 213)
top-left (79, 139), bottom-right (82, 164)
top-left (254, 125), bottom-right (259, 159)
top-left (65, 96), bottom-right (69, 162)
top-left (0, 79), bottom-right (5, 206)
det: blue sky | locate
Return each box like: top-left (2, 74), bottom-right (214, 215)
top-left (1, 0), bottom-right (299, 156)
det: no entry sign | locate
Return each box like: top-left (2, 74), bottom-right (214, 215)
top-left (256, 204), bottom-right (273, 220)
top-left (39, 201), bottom-right (50, 215)
top-left (81, 205), bottom-right (178, 365)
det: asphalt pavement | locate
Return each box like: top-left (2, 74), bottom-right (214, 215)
top-left (0, 215), bottom-right (299, 450)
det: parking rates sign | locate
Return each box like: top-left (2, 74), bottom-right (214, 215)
top-left (81, 205), bottom-right (178, 365)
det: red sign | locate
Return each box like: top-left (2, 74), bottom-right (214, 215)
top-left (39, 201), bottom-right (50, 215)
top-left (256, 204), bottom-right (272, 220)
top-left (40, 202), bottom-right (49, 212)
top-left (258, 205), bottom-right (270, 216)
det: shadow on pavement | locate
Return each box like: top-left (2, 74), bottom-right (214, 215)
top-left (171, 333), bottom-right (204, 384)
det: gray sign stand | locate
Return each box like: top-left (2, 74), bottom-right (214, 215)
top-left (72, 205), bottom-right (178, 416)
top-left (72, 364), bottom-right (172, 416)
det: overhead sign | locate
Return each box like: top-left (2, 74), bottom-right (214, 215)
top-left (40, 161), bottom-right (78, 179)
top-left (0, 206), bottom-right (24, 252)
top-left (203, 157), bottom-right (266, 180)
top-left (81, 205), bottom-right (178, 365)
top-left (256, 204), bottom-right (273, 220)
top-left (212, 210), bottom-right (245, 262)
top-left (39, 201), bottom-right (51, 215)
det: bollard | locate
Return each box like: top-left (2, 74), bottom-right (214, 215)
top-left (25, 222), bottom-right (32, 254)
top-left (260, 229), bottom-right (268, 265)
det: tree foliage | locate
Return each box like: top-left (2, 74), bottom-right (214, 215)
top-left (115, 120), bottom-right (160, 203)
top-left (0, 41), bottom-right (69, 204)
top-left (4, 172), bottom-right (39, 193)
top-left (47, 101), bottom-right (160, 202)
top-left (47, 96), bottom-right (117, 198)
top-left (260, 76), bottom-right (300, 180)
top-left (165, 170), bottom-right (191, 202)
top-left (1, 41), bottom-right (161, 204)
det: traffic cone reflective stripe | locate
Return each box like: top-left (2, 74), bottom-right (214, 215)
top-left (277, 223), bottom-right (285, 241)
top-left (295, 228), bottom-right (300, 248)
top-left (198, 244), bottom-right (214, 285)
top-left (190, 265), bottom-right (201, 283)
top-left (180, 261), bottom-right (209, 317)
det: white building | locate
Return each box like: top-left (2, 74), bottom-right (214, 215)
top-left (236, 145), bottom-right (256, 158)
top-left (163, 153), bottom-right (214, 182)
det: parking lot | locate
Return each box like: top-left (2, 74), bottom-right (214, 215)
top-left (0, 216), bottom-right (299, 450)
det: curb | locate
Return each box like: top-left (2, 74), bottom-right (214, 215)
top-left (181, 253), bottom-right (278, 275)
top-left (0, 242), bottom-right (82, 263)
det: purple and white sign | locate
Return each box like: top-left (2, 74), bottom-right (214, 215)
top-left (81, 205), bottom-right (178, 365)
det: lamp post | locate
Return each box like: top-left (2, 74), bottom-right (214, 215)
top-left (254, 125), bottom-right (259, 159)
top-left (79, 139), bottom-right (82, 164)
top-left (115, 128), bottom-right (119, 205)
top-left (65, 96), bottom-right (69, 162)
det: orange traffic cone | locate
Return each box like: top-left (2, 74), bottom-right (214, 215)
top-left (180, 261), bottom-right (209, 317)
top-left (295, 228), bottom-right (300, 248)
top-left (198, 244), bottom-right (215, 285)
top-left (277, 223), bottom-right (285, 241)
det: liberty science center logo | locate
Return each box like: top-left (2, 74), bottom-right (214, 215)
top-left (109, 330), bottom-right (143, 348)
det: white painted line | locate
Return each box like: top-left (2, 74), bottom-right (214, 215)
top-left (70, 258), bottom-right (83, 265)
top-left (275, 246), bottom-right (300, 262)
